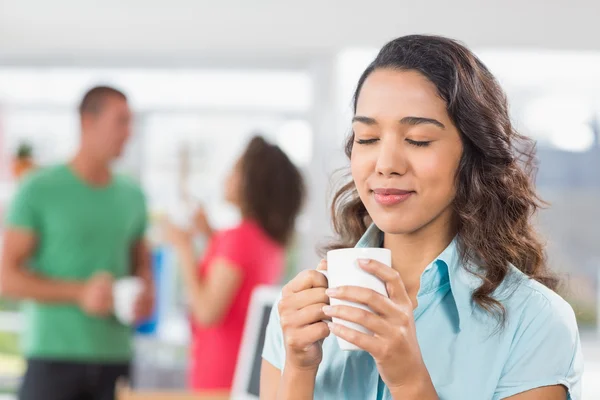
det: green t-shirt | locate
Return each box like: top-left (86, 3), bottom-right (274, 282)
top-left (5, 164), bottom-right (147, 362)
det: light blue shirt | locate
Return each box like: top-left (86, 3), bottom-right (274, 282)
top-left (262, 224), bottom-right (583, 399)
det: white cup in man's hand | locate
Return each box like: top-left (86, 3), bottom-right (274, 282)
top-left (113, 277), bottom-right (144, 325)
top-left (321, 248), bottom-right (392, 351)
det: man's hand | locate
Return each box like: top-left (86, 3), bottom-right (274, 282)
top-left (78, 272), bottom-right (114, 317)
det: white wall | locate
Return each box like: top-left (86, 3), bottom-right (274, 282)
top-left (1, 0), bottom-right (599, 65)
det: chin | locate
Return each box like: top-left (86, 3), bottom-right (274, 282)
top-left (369, 211), bottom-right (426, 236)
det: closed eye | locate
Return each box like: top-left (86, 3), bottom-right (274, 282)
top-left (355, 138), bottom-right (379, 145)
top-left (406, 139), bottom-right (431, 147)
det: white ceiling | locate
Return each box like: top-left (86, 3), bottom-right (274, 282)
top-left (1, 0), bottom-right (599, 66)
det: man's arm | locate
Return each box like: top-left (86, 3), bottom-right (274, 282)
top-left (0, 228), bottom-right (83, 303)
top-left (131, 239), bottom-right (155, 322)
top-left (131, 239), bottom-right (152, 284)
top-left (0, 228), bottom-right (114, 316)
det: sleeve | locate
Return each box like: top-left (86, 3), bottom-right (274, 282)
top-left (212, 227), bottom-right (250, 270)
top-left (261, 294), bottom-right (286, 371)
top-left (493, 292), bottom-right (583, 400)
top-left (4, 179), bottom-right (41, 231)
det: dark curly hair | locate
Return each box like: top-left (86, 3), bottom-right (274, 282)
top-left (239, 136), bottom-right (305, 246)
top-left (328, 35), bottom-right (558, 321)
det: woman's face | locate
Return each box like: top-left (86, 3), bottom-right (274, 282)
top-left (225, 159), bottom-right (242, 206)
top-left (351, 68), bottom-right (464, 236)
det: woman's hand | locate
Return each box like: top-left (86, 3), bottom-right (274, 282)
top-left (163, 222), bottom-right (196, 280)
top-left (279, 260), bottom-right (331, 372)
top-left (323, 259), bottom-right (437, 399)
top-left (164, 222), bottom-right (193, 250)
top-left (192, 207), bottom-right (213, 238)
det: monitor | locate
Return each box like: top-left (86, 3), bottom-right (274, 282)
top-left (231, 285), bottom-right (281, 400)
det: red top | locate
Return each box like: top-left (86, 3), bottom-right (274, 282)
top-left (188, 219), bottom-right (284, 390)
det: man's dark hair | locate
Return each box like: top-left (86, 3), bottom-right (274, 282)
top-left (79, 86), bottom-right (127, 116)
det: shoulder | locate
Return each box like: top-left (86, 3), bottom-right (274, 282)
top-left (113, 173), bottom-right (142, 192)
top-left (457, 256), bottom-right (577, 334)
top-left (113, 174), bottom-right (145, 199)
top-left (212, 221), bottom-right (280, 260)
top-left (221, 220), bottom-right (262, 240)
top-left (457, 260), bottom-right (579, 346)
top-left (214, 225), bottom-right (250, 249)
top-left (16, 164), bottom-right (69, 195)
top-left (501, 266), bottom-right (577, 331)
top-left (490, 268), bottom-right (583, 398)
top-left (477, 266), bottom-right (581, 360)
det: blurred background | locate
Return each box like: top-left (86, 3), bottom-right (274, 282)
top-left (0, 0), bottom-right (599, 398)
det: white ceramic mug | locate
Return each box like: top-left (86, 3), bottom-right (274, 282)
top-left (321, 247), bottom-right (392, 351)
top-left (113, 277), bottom-right (144, 325)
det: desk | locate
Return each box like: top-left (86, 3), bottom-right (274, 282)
top-left (118, 392), bottom-right (229, 400)
top-left (116, 381), bottom-right (229, 400)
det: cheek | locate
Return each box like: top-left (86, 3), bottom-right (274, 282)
top-left (225, 175), bottom-right (234, 194)
top-left (109, 134), bottom-right (124, 150)
top-left (97, 133), bottom-right (111, 149)
top-left (350, 149), bottom-right (374, 191)
top-left (413, 149), bottom-right (461, 198)
top-left (226, 172), bottom-right (240, 197)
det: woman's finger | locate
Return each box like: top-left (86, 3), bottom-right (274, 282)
top-left (283, 287), bottom-right (329, 311)
top-left (357, 259), bottom-right (410, 304)
top-left (286, 322), bottom-right (331, 350)
top-left (328, 322), bottom-right (378, 354)
top-left (326, 286), bottom-right (396, 316)
top-left (283, 269), bottom-right (328, 295)
top-left (316, 259), bottom-right (327, 271)
top-left (281, 302), bottom-right (329, 329)
top-left (322, 304), bottom-right (388, 336)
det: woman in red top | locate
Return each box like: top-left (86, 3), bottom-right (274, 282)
top-left (166, 136), bottom-right (305, 390)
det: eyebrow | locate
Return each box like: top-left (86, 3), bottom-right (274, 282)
top-left (352, 115), bottom-right (445, 129)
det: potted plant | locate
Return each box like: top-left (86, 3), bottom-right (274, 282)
top-left (11, 142), bottom-right (36, 179)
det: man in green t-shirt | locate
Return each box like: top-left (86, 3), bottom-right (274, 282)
top-left (0, 86), bottom-right (154, 400)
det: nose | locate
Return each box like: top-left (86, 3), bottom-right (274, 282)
top-left (375, 136), bottom-right (407, 177)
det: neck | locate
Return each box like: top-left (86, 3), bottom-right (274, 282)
top-left (70, 149), bottom-right (111, 186)
top-left (383, 210), bottom-right (456, 305)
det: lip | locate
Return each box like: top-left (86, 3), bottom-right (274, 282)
top-left (372, 188), bottom-right (414, 206)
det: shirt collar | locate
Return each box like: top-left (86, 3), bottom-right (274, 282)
top-left (354, 223), bottom-right (476, 330)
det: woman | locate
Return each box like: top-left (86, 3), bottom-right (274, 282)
top-left (167, 135), bottom-right (305, 391)
top-left (260, 36), bottom-right (583, 399)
